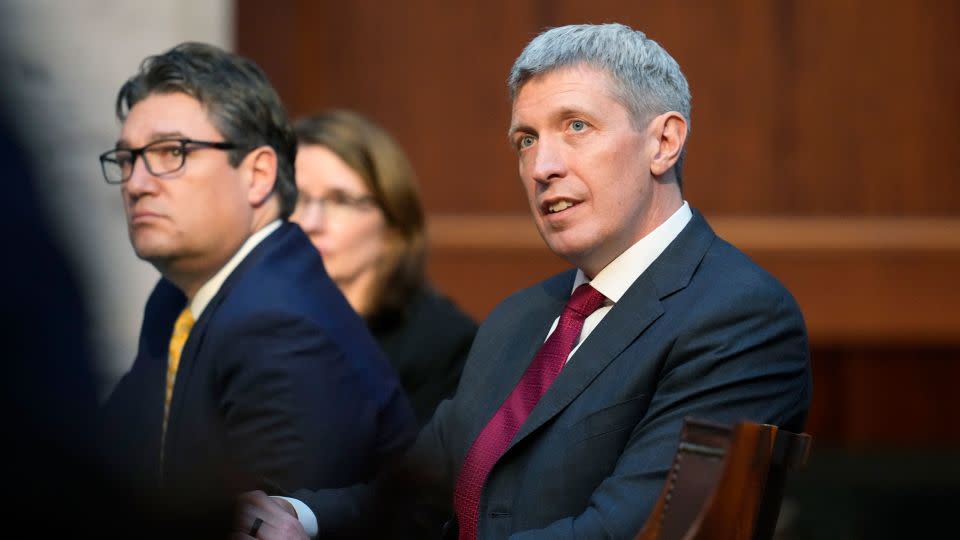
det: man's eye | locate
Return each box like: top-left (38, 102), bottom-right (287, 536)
top-left (518, 135), bottom-right (535, 149)
top-left (570, 120), bottom-right (586, 132)
top-left (150, 144), bottom-right (184, 157)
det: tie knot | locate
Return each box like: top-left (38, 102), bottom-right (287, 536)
top-left (173, 308), bottom-right (195, 335)
top-left (566, 283), bottom-right (606, 318)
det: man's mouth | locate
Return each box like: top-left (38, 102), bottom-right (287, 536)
top-left (550, 201), bottom-right (573, 213)
top-left (543, 199), bottom-right (578, 214)
top-left (130, 209), bottom-right (163, 222)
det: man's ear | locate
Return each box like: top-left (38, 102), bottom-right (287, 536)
top-left (244, 146), bottom-right (278, 207)
top-left (649, 111), bottom-right (688, 177)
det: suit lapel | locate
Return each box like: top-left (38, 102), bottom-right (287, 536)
top-left (130, 278), bottom-right (185, 479)
top-left (510, 274), bottom-right (664, 449)
top-left (467, 273), bottom-right (572, 437)
top-left (507, 210), bottom-right (717, 451)
top-left (164, 224), bottom-right (291, 454)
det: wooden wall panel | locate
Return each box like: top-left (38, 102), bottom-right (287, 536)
top-left (236, 1), bottom-right (960, 447)
top-left (426, 214), bottom-right (960, 344)
top-left (238, 0), bottom-right (539, 215)
top-left (541, 0), bottom-right (960, 216)
top-left (806, 347), bottom-right (960, 447)
top-left (238, 0), bottom-right (960, 216)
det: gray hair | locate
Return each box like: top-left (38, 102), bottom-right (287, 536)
top-left (508, 23), bottom-right (691, 185)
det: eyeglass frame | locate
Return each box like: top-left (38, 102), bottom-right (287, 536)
top-left (293, 189), bottom-right (380, 216)
top-left (98, 138), bottom-right (240, 185)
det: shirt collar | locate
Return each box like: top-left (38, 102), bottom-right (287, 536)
top-left (188, 220), bottom-right (282, 318)
top-left (573, 202), bottom-right (692, 302)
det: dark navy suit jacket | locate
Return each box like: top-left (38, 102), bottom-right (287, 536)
top-left (303, 209), bottom-right (811, 539)
top-left (100, 222), bottom-right (416, 501)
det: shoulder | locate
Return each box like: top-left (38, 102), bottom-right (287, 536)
top-left (665, 209), bottom-right (800, 312)
top-left (490, 270), bottom-right (575, 315)
top-left (144, 277), bottom-right (186, 313)
top-left (138, 278), bottom-right (187, 342)
top-left (633, 210), bottom-right (806, 340)
top-left (408, 287), bottom-right (477, 336)
top-left (217, 223), bottom-right (347, 319)
top-left (373, 287), bottom-right (477, 366)
top-left (201, 225), bottom-right (381, 359)
top-left (696, 235), bottom-right (800, 311)
top-left (478, 270), bottom-right (576, 338)
top-left (660, 233), bottom-right (807, 352)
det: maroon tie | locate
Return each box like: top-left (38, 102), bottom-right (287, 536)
top-left (453, 283), bottom-right (607, 539)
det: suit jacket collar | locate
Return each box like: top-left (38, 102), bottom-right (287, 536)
top-left (149, 222), bottom-right (295, 354)
top-left (508, 209), bottom-right (717, 450)
top-left (164, 222), bottom-right (297, 454)
top-left (190, 220), bottom-right (282, 318)
top-left (183, 221), bottom-right (295, 335)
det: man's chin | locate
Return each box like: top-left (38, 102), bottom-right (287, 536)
top-left (131, 241), bottom-right (174, 266)
top-left (542, 236), bottom-right (586, 265)
top-left (541, 234), bottom-right (608, 275)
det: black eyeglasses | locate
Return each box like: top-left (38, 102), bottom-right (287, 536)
top-left (98, 138), bottom-right (238, 184)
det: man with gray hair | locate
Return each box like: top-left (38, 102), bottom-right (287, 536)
top-left (240, 23), bottom-right (810, 540)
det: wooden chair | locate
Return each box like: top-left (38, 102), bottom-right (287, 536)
top-left (634, 417), bottom-right (812, 540)
top-left (751, 425), bottom-right (813, 540)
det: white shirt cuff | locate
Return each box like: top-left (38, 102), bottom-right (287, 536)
top-left (273, 496), bottom-right (318, 538)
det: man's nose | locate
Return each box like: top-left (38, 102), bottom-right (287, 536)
top-left (529, 137), bottom-right (566, 184)
top-left (124, 155), bottom-right (158, 196)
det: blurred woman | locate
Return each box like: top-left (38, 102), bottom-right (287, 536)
top-left (291, 110), bottom-right (476, 425)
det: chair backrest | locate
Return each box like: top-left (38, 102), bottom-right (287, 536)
top-left (634, 417), bottom-right (812, 540)
top-left (751, 428), bottom-right (812, 540)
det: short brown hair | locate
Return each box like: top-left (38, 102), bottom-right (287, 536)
top-left (116, 42), bottom-right (298, 218)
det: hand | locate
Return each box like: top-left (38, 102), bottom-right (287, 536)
top-left (234, 490), bottom-right (308, 540)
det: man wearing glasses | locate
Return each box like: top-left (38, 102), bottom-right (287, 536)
top-left (97, 43), bottom-right (416, 521)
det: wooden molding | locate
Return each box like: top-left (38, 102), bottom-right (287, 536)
top-left (426, 214), bottom-right (960, 345)
top-left (427, 214), bottom-right (960, 251)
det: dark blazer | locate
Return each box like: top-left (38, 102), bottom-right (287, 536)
top-left (304, 209), bottom-right (811, 539)
top-left (372, 287), bottom-right (477, 425)
top-left (100, 222), bottom-right (417, 502)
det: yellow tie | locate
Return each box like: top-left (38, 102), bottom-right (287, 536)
top-left (162, 307), bottom-right (194, 445)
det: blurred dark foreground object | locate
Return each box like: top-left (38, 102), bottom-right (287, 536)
top-left (0, 115), bottom-right (232, 538)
